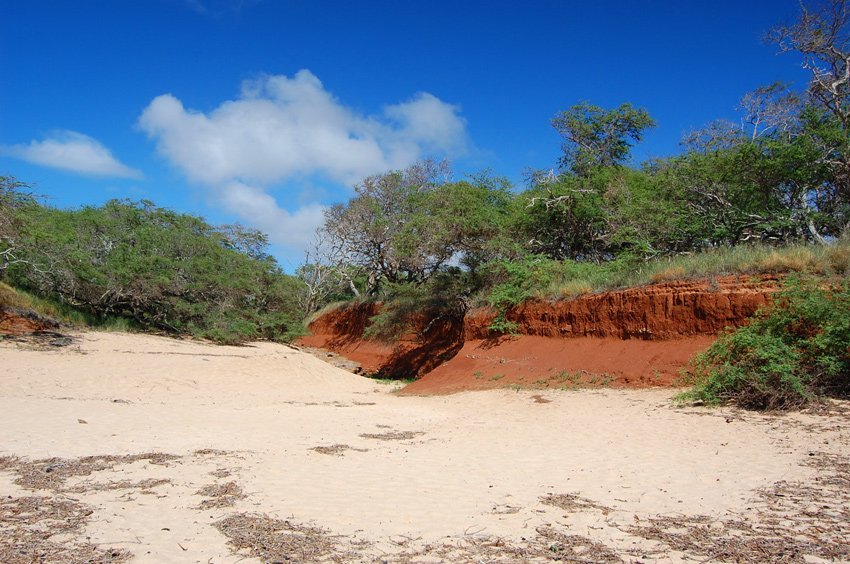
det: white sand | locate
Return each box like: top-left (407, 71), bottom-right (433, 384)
top-left (1, 331), bottom-right (848, 562)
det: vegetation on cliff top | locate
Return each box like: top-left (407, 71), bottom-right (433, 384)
top-left (305, 1), bottom-right (850, 313)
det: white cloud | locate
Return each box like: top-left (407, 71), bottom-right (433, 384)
top-left (1, 131), bottom-right (142, 179)
top-left (138, 70), bottom-right (470, 256)
top-left (218, 181), bottom-right (325, 253)
top-left (384, 92), bottom-right (469, 156)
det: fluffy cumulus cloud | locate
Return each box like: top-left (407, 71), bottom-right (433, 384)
top-left (138, 70), bottom-right (469, 254)
top-left (217, 181), bottom-right (326, 252)
top-left (1, 131), bottom-right (142, 179)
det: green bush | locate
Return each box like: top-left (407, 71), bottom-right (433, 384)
top-left (681, 277), bottom-right (850, 410)
top-left (3, 198), bottom-right (304, 344)
top-left (481, 256), bottom-right (556, 332)
top-left (364, 272), bottom-right (469, 342)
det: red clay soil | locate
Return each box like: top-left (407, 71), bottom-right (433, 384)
top-left (297, 302), bottom-right (464, 378)
top-left (299, 275), bottom-right (781, 395)
top-left (399, 335), bottom-right (715, 395)
top-left (298, 302), bottom-right (399, 373)
top-left (464, 275), bottom-right (780, 340)
top-left (0, 307), bottom-right (59, 335)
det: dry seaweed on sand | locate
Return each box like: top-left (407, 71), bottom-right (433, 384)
top-left (627, 451), bottom-right (850, 563)
top-left (385, 526), bottom-right (622, 563)
top-left (358, 430), bottom-right (424, 441)
top-left (193, 448), bottom-right (231, 457)
top-left (0, 453), bottom-right (179, 492)
top-left (0, 456), bottom-right (22, 473)
top-left (309, 444), bottom-right (368, 456)
top-left (214, 513), bottom-right (361, 562)
top-left (532, 526), bottom-right (622, 563)
top-left (540, 493), bottom-right (612, 514)
top-left (627, 515), bottom-right (822, 563)
top-left (195, 481), bottom-right (246, 509)
top-left (0, 495), bottom-right (130, 564)
top-left (213, 514), bottom-right (623, 563)
top-left (63, 477), bottom-right (171, 494)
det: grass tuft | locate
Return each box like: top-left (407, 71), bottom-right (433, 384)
top-left (507, 239), bottom-right (850, 304)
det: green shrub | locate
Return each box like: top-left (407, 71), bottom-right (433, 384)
top-left (3, 198), bottom-right (304, 344)
top-left (364, 272), bottom-right (469, 342)
top-left (681, 277), bottom-right (850, 410)
top-left (481, 256), bottom-right (557, 332)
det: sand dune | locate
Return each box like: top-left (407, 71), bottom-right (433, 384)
top-left (1, 331), bottom-right (848, 562)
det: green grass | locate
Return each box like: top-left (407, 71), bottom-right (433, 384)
top-left (530, 238), bottom-right (850, 301)
top-left (368, 375), bottom-right (416, 386)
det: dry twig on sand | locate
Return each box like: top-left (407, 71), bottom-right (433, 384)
top-left (195, 481), bottom-right (246, 509)
top-left (0, 453), bottom-right (178, 493)
top-left (309, 444), bottom-right (368, 456)
top-left (0, 496), bottom-right (130, 564)
top-left (214, 513), bottom-right (360, 562)
top-left (627, 451), bottom-right (850, 563)
top-left (358, 430), bottom-right (423, 441)
top-left (540, 493), bottom-right (612, 514)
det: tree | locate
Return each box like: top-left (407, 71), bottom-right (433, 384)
top-left (656, 123), bottom-right (835, 247)
top-left (681, 119), bottom-right (745, 154)
top-left (216, 223), bottom-right (273, 262)
top-left (738, 82), bottom-right (802, 140)
top-left (795, 106), bottom-right (850, 237)
top-left (599, 167), bottom-right (703, 258)
top-left (681, 84), bottom-right (801, 154)
top-left (517, 171), bottom-right (608, 261)
top-left (6, 198), bottom-right (304, 343)
top-left (321, 160), bottom-right (513, 295)
top-left (771, 0), bottom-right (850, 130)
top-left (0, 176), bottom-right (40, 273)
top-left (322, 159), bottom-right (451, 294)
top-left (771, 0), bottom-right (850, 234)
top-left (551, 103), bottom-right (655, 176)
top-left (295, 232), bottom-right (361, 316)
top-left (425, 172), bottom-right (515, 272)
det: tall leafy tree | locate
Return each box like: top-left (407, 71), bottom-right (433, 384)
top-left (0, 176), bottom-right (38, 273)
top-left (322, 160), bottom-right (513, 295)
top-left (771, 0), bottom-right (850, 234)
top-left (516, 171), bottom-right (608, 261)
top-left (552, 103), bottom-right (655, 176)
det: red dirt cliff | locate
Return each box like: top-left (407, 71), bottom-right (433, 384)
top-left (464, 276), bottom-right (779, 340)
top-left (0, 307), bottom-right (60, 336)
top-left (298, 275), bottom-right (781, 395)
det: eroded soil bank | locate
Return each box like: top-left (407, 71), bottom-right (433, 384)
top-left (299, 276), bottom-right (781, 394)
top-left (0, 307), bottom-right (59, 336)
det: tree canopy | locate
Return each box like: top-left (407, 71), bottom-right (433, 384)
top-left (552, 103), bottom-right (655, 176)
top-left (2, 192), bottom-right (303, 344)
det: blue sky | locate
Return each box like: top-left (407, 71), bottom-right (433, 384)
top-left (1, 0), bottom-right (809, 268)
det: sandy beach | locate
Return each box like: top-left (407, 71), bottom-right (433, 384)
top-left (1, 331), bottom-right (848, 562)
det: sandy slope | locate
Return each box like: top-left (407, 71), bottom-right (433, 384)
top-left (1, 331), bottom-right (848, 562)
